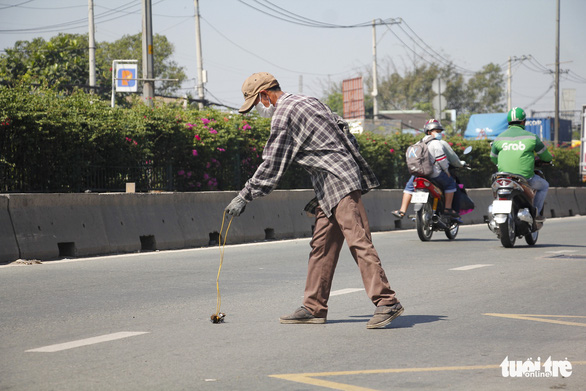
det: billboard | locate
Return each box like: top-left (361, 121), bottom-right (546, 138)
top-left (115, 63), bottom-right (138, 92)
top-left (342, 77), bottom-right (365, 120)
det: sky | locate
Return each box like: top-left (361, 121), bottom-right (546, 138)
top-left (1, 0), bottom-right (585, 119)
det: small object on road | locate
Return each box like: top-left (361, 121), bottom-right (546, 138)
top-left (210, 312), bottom-right (225, 324)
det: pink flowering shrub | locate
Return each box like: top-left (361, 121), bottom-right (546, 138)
top-left (8, 85), bottom-right (579, 192)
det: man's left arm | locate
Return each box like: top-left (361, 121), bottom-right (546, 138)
top-left (490, 142), bottom-right (499, 165)
top-left (440, 140), bottom-right (464, 168)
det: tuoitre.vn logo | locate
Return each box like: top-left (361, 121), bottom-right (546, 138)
top-left (500, 356), bottom-right (573, 378)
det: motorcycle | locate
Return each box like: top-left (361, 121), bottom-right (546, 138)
top-left (411, 146), bottom-right (473, 241)
top-left (486, 160), bottom-right (550, 248)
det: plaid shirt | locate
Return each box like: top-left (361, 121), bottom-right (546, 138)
top-left (239, 93), bottom-right (379, 217)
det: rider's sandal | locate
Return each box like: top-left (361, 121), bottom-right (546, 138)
top-left (443, 208), bottom-right (460, 217)
top-left (392, 210), bottom-right (405, 219)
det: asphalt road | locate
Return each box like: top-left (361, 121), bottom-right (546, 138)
top-left (1, 216), bottom-right (585, 391)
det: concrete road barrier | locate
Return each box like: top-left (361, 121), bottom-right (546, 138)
top-left (0, 187), bottom-right (583, 264)
top-left (0, 196), bottom-right (19, 263)
top-left (572, 187), bottom-right (586, 215)
top-left (101, 192), bottom-right (190, 253)
top-left (6, 193), bottom-right (109, 260)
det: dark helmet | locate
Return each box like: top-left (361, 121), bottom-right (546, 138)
top-left (507, 107), bottom-right (526, 124)
top-left (424, 118), bottom-right (444, 134)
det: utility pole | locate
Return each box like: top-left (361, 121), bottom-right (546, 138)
top-left (507, 57), bottom-right (512, 111)
top-left (142, 0), bottom-right (155, 106)
top-left (194, 0), bottom-right (205, 109)
top-left (88, 0), bottom-right (96, 92)
top-left (372, 19), bottom-right (379, 120)
top-left (507, 55), bottom-right (530, 111)
top-left (371, 18), bottom-right (401, 120)
top-left (554, 0), bottom-right (560, 146)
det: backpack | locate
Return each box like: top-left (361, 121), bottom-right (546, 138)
top-left (406, 137), bottom-right (434, 177)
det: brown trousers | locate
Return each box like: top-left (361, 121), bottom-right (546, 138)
top-left (303, 191), bottom-right (399, 317)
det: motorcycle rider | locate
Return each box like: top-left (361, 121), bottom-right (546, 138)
top-left (490, 107), bottom-right (553, 221)
top-left (393, 119), bottom-right (459, 218)
top-left (392, 137), bottom-right (466, 219)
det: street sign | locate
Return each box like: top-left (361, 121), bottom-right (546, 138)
top-left (116, 64), bottom-right (138, 92)
top-left (432, 78), bottom-right (445, 94)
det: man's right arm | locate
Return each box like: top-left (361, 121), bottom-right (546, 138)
top-left (239, 126), bottom-right (295, 202)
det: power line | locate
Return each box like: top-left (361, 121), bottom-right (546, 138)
top-left (200, 15), bottom-right (351, 77)
top-left (249, 0), bottom-right (338, 28)
top-left (564, 70), bottom-right (586, 83)
top-left (0, 1), bottom-right (140, 34)
top-left (380, 23), bottom-right (456, 74)
top-left (238, 1), bottom-right (476, 76)
top-left (525, 82), bottom-right (554, 109)
top-left (0, 0), bottom-right (34, 10)
top-left (0, 1), bottom-right (167, 35)
top-left (237, 0), bottom-right (372, 28)
top-left (397, 20), bottom-right (474, 75)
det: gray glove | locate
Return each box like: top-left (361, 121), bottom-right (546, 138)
top-left (225, 195), bottom-right (247, 216)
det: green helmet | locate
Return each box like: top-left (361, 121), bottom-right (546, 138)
top-left (507, 107), bottom-right (526, 123)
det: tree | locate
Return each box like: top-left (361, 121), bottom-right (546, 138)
top-left (96, 33), bottom-right (186, 96)
top-left (0, 34), bottom-right (89, 89)
top-left (463, 63), bottom-right (505, 113)
top-left (321, 59), bottom-right (506, 133)
top-left (320, 82), bottom-right (343, 115)
top-left (0, 32), bottom-right (187, 98)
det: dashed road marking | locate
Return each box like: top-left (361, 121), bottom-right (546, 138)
top-left (304, 288), bottom-right (364, 298)
top-left (330, 288), bottom-right (364, 296)
top-left (484, 313), bottom-right (586, 327)
top-left (26, 331), bottom-right (150, 353)
top-left (449, 264), bottom-right (493, 271)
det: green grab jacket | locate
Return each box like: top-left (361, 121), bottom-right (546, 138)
top-left (490, 125), bottom-right (553, 179)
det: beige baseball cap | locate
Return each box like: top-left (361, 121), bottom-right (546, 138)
top-left (239, 72), bottom-right (279, 114)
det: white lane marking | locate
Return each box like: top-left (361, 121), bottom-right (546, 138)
top-left (303, 288), bottom-right (364, 298)
top-left (330, 288), bottom-right (364, 296)
top-left (449, 264), bottom-right (493, 271)
top-left (546, 250), bottom-right (577, 254)
top-left (26, 331), bottom-right (149, 353)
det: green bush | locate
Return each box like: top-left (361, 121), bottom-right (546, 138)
top-left (0, 85), bottom-right (582, 192)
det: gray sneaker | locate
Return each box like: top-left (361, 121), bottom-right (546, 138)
top-left (366, 303), bottom-right (404, 329)
top-left (279, 306), bottom-right (326, 324)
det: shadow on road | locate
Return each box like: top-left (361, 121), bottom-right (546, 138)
top-left (328, 314), bottom-right (447, 328)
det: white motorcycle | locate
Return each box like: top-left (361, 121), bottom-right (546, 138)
top-left (486, 161), bottom-right (550, 248)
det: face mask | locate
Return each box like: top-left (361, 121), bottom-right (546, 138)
top-left (255, 94), bottom-right (276, 118)
top-left (434, 132), bottom-right (443, 140)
